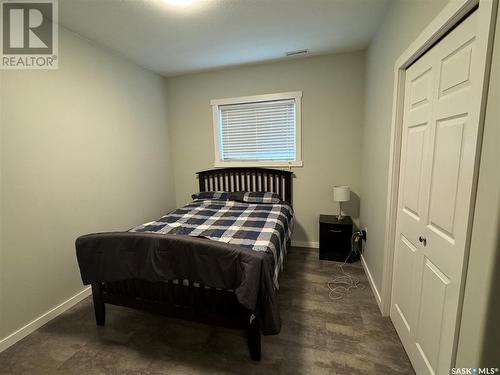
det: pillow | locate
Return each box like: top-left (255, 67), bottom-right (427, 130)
top-left (191, 191), bottom-right (229, 201)
top-left (230, 191), bottom-right (281, 204)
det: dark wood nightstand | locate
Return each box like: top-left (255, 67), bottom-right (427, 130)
top-left (319, 214), bottom-right (357, 262)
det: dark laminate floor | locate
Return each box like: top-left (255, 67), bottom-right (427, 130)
top-left (0, 247), bottom-right (414, 375)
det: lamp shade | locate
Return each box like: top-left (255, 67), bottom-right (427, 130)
top-left (333, 186), bottom-right (350, 202)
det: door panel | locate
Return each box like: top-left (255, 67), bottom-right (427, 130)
top-left (402, 125), bottom-right (427, 219)
top-left (393, 235), bottom-right (418, 331)
top-left (411, 68), bottom-right (433, 108)
top-left (391, 42), bottom-right (435, 351)
top-left (439, 39), bottom-right (474, 98)
top-left (415, 258), bottom-right (450, 374)
top-left (391, 11), bottom-right (480, 375)
top-left (428, 115), bottom-right (466, 240)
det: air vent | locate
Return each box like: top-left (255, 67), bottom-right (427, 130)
top-left (286, 49), bottom-right (309, 57)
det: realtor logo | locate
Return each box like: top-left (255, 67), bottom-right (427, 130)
top-left (1, 0), bottom-right (58, 69)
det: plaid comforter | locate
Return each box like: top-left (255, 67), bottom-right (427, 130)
top-left (130, 199), bottom-right (294, 287)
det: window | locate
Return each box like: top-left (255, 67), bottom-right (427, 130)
top-left (211, 91), bottom-right (302, 167)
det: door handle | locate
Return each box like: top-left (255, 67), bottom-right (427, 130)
top-left (418, 236), bottom-right (427, 246)
top-left (329, 229), bottom-right (342, 233)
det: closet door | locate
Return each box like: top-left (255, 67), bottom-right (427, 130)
top-left (390, 11), bottom-right (480, 375)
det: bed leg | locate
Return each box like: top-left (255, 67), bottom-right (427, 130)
top-left (91, 283), bottom-right (105, 326)
top-left (247, 317), bottom-right (261, 361)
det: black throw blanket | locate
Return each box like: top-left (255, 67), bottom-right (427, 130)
top-left (75, 232), bottom-right (281, 334)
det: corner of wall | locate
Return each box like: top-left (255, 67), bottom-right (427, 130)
top-left (357, 0), bottom-right (450, 317)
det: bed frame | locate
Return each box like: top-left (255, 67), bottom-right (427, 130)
top-left (90, 167), bottom-right (293, 361)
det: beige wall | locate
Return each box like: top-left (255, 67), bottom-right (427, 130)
top-left (359, 0), bottom-right (449, 304)
top-left (0, 28), bottom-right (175, 340)
top-left (360, 0), bottom-right (500, 367)
top-left (165, 53), bottom-right (365, 244)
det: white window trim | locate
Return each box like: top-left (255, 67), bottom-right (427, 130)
top-left (211, 91), bottom-right (303, 168)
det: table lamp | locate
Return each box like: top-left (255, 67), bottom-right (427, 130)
top-left (333, 185), bottom-right (350, 221)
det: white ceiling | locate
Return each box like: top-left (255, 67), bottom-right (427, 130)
top-left (59, 0), bottom-right (390, 76)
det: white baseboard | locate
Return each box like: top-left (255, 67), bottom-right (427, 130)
top-left (0, 286), bottom-right (91, 353)
top-left (291, 240), bottom-right (319, 248)
top-left (360, 254), bottom-right (383, 313)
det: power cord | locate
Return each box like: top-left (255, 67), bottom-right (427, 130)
top-left (327, 231), bottom-right (365, 301)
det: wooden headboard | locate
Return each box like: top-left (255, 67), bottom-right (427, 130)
top-left (196, 168), bottom-right (293, 204)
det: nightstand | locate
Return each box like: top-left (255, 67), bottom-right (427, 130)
top-left (319, 214), bottom-right (357, 262)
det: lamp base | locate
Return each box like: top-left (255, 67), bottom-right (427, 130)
top-left (337, 202), bottom-right (344, 221)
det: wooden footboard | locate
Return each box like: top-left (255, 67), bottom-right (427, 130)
top-left (90, 279), bottom-right (261, 361)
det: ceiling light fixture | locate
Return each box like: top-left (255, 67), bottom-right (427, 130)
top-left (162, 0), bottom-right (195, 6)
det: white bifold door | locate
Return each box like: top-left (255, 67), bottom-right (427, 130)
top-left (391, 11), bottom-right (482, 375)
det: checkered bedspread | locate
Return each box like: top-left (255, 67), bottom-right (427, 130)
top-left (130, 199), bottom-right (294, 287)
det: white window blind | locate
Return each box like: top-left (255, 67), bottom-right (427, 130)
top-left (218, 99), bottom-right (297, 162)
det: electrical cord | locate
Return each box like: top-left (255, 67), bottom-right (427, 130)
top-left (327, 232), bottom-right (366, 301)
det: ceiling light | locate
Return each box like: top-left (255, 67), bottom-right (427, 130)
top-left (162, 0), bottom-right (195, 6)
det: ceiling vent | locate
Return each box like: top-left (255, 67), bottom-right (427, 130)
top-left (286, 49), bottom-right (309, 57)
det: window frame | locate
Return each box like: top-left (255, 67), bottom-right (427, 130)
top-left (211, 91), bottom-right (303, 168)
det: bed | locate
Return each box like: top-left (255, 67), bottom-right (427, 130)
top-left (75, 167), bottom-right (293, 361)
